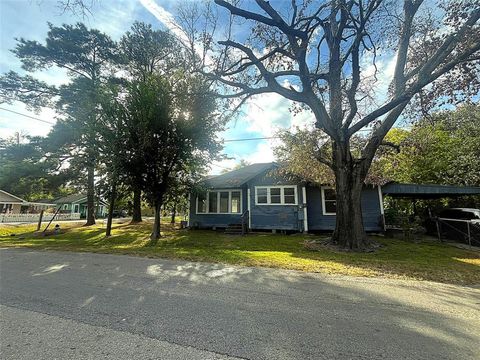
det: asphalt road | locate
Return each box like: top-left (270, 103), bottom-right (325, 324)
top-left (1, 248), bottom-right (479, 360)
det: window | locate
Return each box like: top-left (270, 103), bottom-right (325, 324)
top-left (208, 192), bottom-right (218, 213)
top-left (284, 187), bottom-right (296, 204)
top-left (257, 188), bottom-right (268, 204)
top-left (74, 204), bottom-right (79, 213)
top-left (220, 192), bottom-right (229, 213)
top-left (196, 190), bottom-right (242, 214)
top-left (63, 204), bottom-right (68, 210)
top-left (322, 187), bottom-right (336, 215)
top-left (197, 193), bottom-right (206, 213)
top-left (255, 186), bottom-right (297, 205)
top-left (231, 191), bottom-right (241, 213)
top-left (270, 188), bottom-right (281, 204)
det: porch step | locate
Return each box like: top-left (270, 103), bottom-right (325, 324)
top-left (225, 223), bottom-right (244, 234)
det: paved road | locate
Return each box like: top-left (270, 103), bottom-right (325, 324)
top-left (1, 248), bottom-right (479, 360)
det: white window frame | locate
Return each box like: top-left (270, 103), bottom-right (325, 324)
top-left (254, 186), bottom-right (298, 205)
top-left (196, 189), bottom-right (242, 215)
top-left (321, 186), bottom-right (336, 215)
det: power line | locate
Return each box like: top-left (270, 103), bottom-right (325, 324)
top-left (223, 136), bottom-right (277, 142)
top-left (0, 106), bottom-right (410, 142)
top-left (0, 107), bottom-right (55, 125)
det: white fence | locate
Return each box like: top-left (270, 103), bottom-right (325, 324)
top-left (0, 213), bottom-right (81, 223)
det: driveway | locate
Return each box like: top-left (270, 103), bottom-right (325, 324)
top-left (0, 248), bottom-right (479, 359)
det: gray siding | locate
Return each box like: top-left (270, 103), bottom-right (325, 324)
top-left (306, 185), bottom-right (382, 232)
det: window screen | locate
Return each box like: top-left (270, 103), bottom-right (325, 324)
top-left (283, 187), bottom-right (296, 204)
top-left (323, 188), bottom-right (336, 214)
top-left (231, 191), bottom-right (241, 213)
top-left (257, 188), bottom-right (267, 204)
top-left (208, 192), bottom-right (218, 213)
top-left (220, 192), bottom-right (229, 213)
top-left (197, 194), bottom-right (206, 213)
top-left (270, 188), bottom-right (281, 204)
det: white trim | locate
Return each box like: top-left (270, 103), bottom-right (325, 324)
top-left (195, 189), bottom-right (243, 215)
top-left (378, 185), bottom-right (386, 231)
top-left (321, 186), bottom-right (336, 215)
top-left (254, 185), bottom-right (298, 205)
top-left (302, 186), bottom-right (308, 232)
top-left (0, 190), bottom-right (26, 202)
top-left (247, 188), bottom-right (251, 229)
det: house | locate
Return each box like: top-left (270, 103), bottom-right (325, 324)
top-left (0, 190), bottom-right (27, 214)
top-left (188, 163), bottom-right (480, 233)
top-left (54, 194), bottom-right (108, 219)
top-left (0, 190), bottom-right (55, 214)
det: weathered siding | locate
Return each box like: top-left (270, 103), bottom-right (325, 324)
top-left (306, 185), bottom-right (382, 232)
top-left (188, 167), bottom-right (383, 232)
top-left (246, 171), bottom-right (304, 231)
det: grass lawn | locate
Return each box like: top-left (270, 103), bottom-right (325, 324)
top-left (1, 220), bottom-right (479, 285)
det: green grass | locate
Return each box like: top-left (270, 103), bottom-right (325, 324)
top-left (1, 220), bottom-right (479, 284)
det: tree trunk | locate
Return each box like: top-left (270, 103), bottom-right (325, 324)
top-left (85, 162), bottom-right (96, 226)
top-left (150, 201), bottom-right (162, 244)
top-left (106, 182), bottom-right (117, 237)
top-left (331, 142), bottom-right (370, 250)
top-left (170, 202), bottom-right (176, 224)
top-left (131, 187), bottom-right (142, 223)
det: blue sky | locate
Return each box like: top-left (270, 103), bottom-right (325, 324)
top-left (0, 1), bottom-right (403, 174)
top-left (0, 0), bottom-right (318, 174)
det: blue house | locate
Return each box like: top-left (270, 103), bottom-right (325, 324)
top-left (188, 162), bottom-right (480, 233)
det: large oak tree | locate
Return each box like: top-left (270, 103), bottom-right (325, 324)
top-left (183, 0), bottom-right (480, 250)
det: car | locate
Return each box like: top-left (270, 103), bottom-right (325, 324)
top-left (111, 209), bottom-right (128, 218)
top-left (426, 208), bottom-right (480, 245)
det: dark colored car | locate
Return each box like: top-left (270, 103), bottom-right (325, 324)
top-left (426, 208), bottom-right (480, 245)
top-left (111, 209), bottom-right (128, 218)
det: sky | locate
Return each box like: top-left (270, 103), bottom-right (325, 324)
top-left (0, 0), bottom-right (398, 175)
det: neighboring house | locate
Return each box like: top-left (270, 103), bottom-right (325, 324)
top-left (188, 163), bottom-right (480, 233)
top-left (0, 190), bottom-right (26, 214)
top-left (54, 194), bottom-right (108, 219)
top-left (0, 190), bottom-right (55, 214)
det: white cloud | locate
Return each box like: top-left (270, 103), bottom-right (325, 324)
top-left (245, 93), bottom-right (314, 136)
top-left (244, 141), bottom-right (276, 164)
top-left (139, 0), bottom-right (190, 45)
top-left (91, 0), bottom-right (141, 40)
top-left (0, 102), bottom-right (56, 138)
top-left (360, 50), bottom-right (397, 107)
top-left (209, 157), bottom-right (238, 175)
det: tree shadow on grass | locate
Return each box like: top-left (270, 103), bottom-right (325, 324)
top-left (5, 249), bottom-right (477, 360)
top-left (153, 230), bottom-right (480, 285)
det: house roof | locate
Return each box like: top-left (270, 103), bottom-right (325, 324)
top-left (382, 183), bottom-right (480, 198)
top-left (54, 194), bottom-right (87, 204)
top-left (54, 193), bottom-right (109, 206)
top-left (0, 190), bottom-right (26, 203)
top-left (203, 163), bottom-right (277, 188)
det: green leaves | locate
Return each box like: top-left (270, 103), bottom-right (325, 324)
top-left (13, 22), bottom-right (118, 79)
top-left (0, 71), bottom-right (58, 111)
top-left (372, 104), bottom-right (480, 187)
